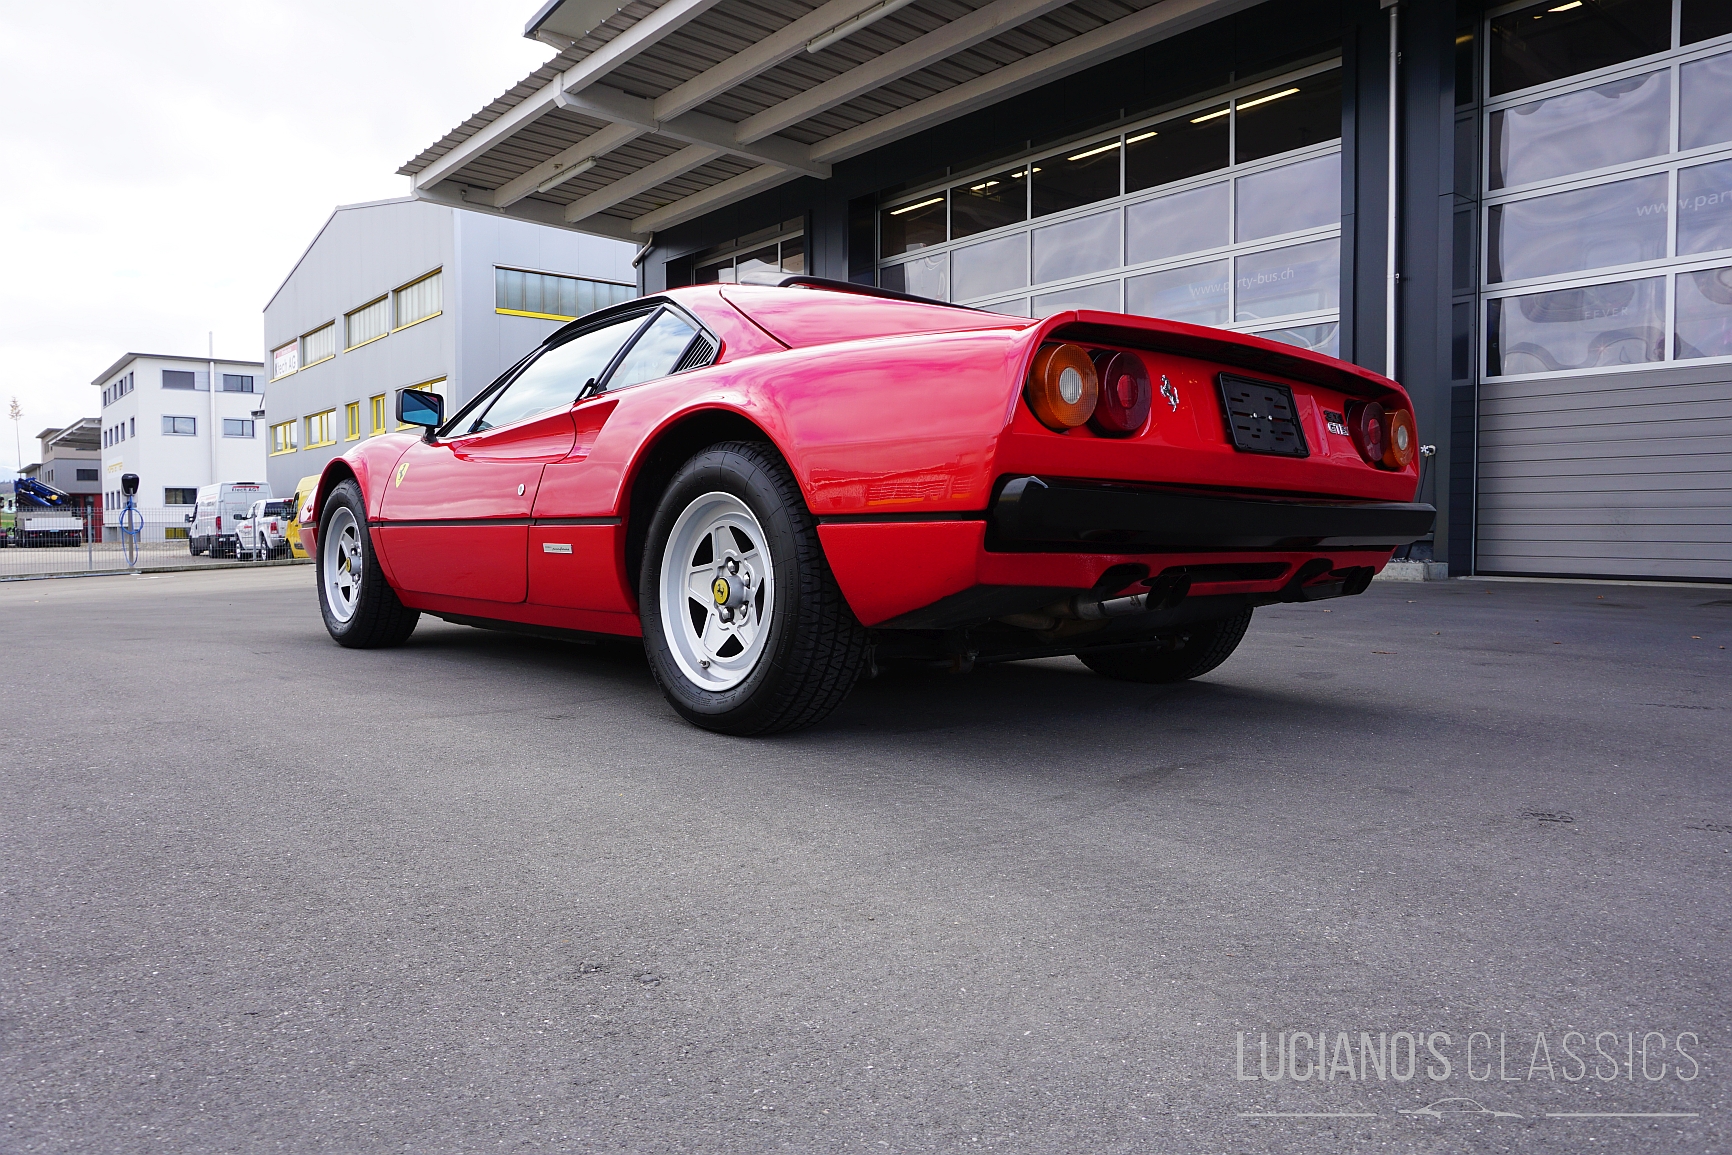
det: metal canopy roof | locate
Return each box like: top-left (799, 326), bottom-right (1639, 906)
top-left (400, 0), bottom-right (1255, 242)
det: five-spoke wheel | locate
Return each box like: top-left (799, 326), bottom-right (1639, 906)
top-left (322, 504), bottom-right (363, 623)
top-left (639, 441), bottom-right (867, 735)
top-left (659, 492), bottom-right (776, 692)
top-left (315, 479), bottom-right (419, 648)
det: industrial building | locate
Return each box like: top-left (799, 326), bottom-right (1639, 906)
top-left (396, 0), bottom-right (1732, 582)
top-left (20, 419), bottom-right (102, 518)
top-left (261, 197), bottom-right (636, 495)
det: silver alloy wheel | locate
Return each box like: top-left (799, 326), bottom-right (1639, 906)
top-left (323, 505), bottom-right (363, 623)
top-left (659, 491), bottom-right (776, 691)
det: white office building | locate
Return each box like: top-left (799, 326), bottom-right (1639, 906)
top-left (93, 353), bottom-right (269, 538)
top-left (261, 197), bottom-right (636, 495)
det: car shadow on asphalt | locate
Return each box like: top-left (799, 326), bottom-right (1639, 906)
top-left (394, 620), bottom-right (1402, 748)
top-left (820, 656), bottom-right (1395, 740)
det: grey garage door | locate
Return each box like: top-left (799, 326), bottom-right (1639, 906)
top-left (1475, 361), bottom-right (1732, 582)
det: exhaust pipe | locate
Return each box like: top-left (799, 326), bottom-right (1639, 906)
top-left (998, 572), bottom-right (1192, 630)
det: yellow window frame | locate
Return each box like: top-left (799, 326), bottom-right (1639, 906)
top-left (392, 269), bottom-right (443, 332)
top-left (269, 420), bottom-right (298, 455)
top-left (304, 409), bottom-right (337, 449)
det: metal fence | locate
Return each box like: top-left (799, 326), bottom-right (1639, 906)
top-left (0, 509), bottom-right (303, 579)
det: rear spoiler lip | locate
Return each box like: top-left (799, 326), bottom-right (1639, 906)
top-left (1032, 310), bottom-right (1406, 403)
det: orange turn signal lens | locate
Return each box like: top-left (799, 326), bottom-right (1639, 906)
top-left (1025, 343), bottom-right (1099, 431)
top-left (1383, 408), bottom-right (1417, 469)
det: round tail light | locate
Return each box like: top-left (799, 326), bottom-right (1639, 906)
top-left (1088, 351), bottom-right (1152, 436)
top-left (1349, 401), bottom-right (1386, 465)
top-left (1026, 343), bottom-right (1098, 431)
top-left (1384, 408), bottom-right (1417, 469)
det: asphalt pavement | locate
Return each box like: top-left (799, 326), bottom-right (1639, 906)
top-left (3, 566), bottom-right (1729, 1154)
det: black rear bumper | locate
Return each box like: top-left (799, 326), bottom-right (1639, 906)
top-left (993, 475), bottom-right (1436, 551)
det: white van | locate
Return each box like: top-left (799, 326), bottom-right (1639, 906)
top-left (188, 482), bottom-right (271, 557)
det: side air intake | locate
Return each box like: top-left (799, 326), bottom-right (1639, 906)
top-left (674, 335), bottom-right (717, 373)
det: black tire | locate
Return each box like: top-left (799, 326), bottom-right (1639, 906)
top-left (1079, 608), bottom-right (1254, 684)
top-left (316, 479), bottom-right (419, 648)
top-left (639, 441), bottom-right (868, 736)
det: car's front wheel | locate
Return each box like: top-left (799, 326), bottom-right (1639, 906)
top-left (316, 479), bottom-right (419, 648)
top-left (1078, 608), bottom-right (1253, 684)
top-left (639, 441), bottom-right (867, 735)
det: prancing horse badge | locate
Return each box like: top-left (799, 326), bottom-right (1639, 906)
top-left (1159, 375), bottom-right (1180, 412)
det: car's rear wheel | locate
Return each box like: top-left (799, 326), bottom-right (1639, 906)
top-left (1078, 608), bottom-right (1253, 684)
top-left (640, 441), bottom-right (867, 735)
top-left (317, 479), bottom-right (419, 648)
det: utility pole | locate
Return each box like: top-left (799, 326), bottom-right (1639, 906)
top-left (208, 332), bottom-right (219, 484)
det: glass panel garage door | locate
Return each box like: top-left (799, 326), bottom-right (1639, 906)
top-left (1474, 0), bottom-right (1732, 581)
top-left (877, 63), bottom-right (1344, 358)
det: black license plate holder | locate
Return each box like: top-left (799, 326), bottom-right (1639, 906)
top-left (1217, 373), bottom-right (1310, 458)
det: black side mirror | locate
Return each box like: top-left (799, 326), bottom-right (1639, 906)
top-left (184, 513), bottom-right (194, 522)
top-left (121, 472), bottom-right (139, 497)
top-left (397, 389), bottom-right (444, 437)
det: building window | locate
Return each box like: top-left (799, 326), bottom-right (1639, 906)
top-left (222, 373), bottom-right (255, 392)
top-left (370, 393), bottom-right (387, 435)
top-left (164, 487), bottom-right (198, 505)
top-left (104, 372), bottom-right (133, 407)
top-left (223, 418), bottom-right (255, 438)
top-left (345, 401), bottom-right (362, 440)
top-left (129, 417), bottom-right (134, 438)
top-left (162, 369), bottom-right (198, 389)
top-left (346, 296), bottom-right (392, 349)
top-left (495, 268), bottom-right (635, 320)
top-left (394, 270), bottom-right (442, 329)
top-left (1480, 4), bottom-right (1732, 377)
top-left (301, 322), bottom-right (337, 367)
top-left (270, 421), bottom-right (298, 455)
top-left (396, 379), bottom-right (446, 429)
top-left (304, 409), bottom-right (336, 448)
top-left (76, 468), bottom-right (98, 481)
top-left (164, 527), bottom-right (189, 540)
top-left (694, 227), bottom-right (806, 285)
top-left (271, 340), bottom-right (299, 380)
top-left (162, 416), bottom-right (197, 436)
top-left (875, 62), bottom-right (1345, 356)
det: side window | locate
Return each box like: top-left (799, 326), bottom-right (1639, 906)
top-left (462, 314), bottom-right (649, 434)
top-left (605, 309), bottom-right (701, 391)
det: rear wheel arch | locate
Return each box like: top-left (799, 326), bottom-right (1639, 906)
top-left (621, 409), bottom-right (805, 594)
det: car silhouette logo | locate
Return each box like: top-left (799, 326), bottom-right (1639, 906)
top-left (1398, 1097), bottom-right (1523, 1120)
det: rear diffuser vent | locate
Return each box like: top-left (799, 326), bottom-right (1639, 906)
top-left (1217, 373), bottom-right (1309, 458)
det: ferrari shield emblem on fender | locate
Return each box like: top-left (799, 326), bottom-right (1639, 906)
top-left (394, 462), bottom-right (409, 487)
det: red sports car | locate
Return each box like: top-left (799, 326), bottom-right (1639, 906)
top-left (302, 278), bottom-right (1432, 734)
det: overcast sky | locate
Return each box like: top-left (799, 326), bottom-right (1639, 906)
top-left (0, 2), bottom-right (558, 470)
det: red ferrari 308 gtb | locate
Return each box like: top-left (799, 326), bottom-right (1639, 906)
top-left (300, 278), bottom-right (1433, 734)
